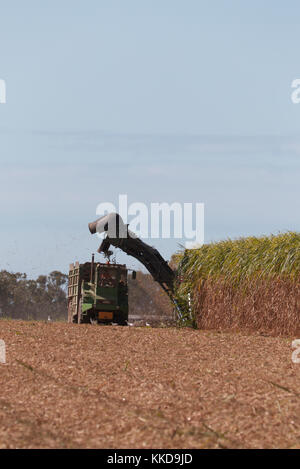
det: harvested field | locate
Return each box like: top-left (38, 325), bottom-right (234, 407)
top-left (0, 320), bottom-right (300, 449)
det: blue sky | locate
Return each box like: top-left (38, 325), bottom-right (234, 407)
top-left (0, 1), bottom-right (300, 276)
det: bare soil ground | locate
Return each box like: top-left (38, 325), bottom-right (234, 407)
top-left (0, 320), bottom-right (300, 449)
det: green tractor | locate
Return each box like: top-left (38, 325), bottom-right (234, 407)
top-left (68, 255), bottom-right (134, 325)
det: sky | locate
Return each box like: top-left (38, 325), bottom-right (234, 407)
top-left (0, 1), bottom-right (300, 276)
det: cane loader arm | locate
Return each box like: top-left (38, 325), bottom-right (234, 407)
top-left (88, 213), bottom-right (175, 293)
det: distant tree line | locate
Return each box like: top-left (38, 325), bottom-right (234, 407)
top-left (0, 269), bottom-right (173, 322)
top-left (0, 270), bottom-right (68, 321)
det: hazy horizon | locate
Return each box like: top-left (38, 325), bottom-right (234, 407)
top-left (1, 1), bottom-right (300, 276)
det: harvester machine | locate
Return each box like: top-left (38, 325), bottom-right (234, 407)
top-left (88, 213), bottom-right (183, 318)
top-left (68, 213), bottom-right (182, 325)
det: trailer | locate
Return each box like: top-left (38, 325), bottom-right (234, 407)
top-left (68, 256), bottom-right (129, 325)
